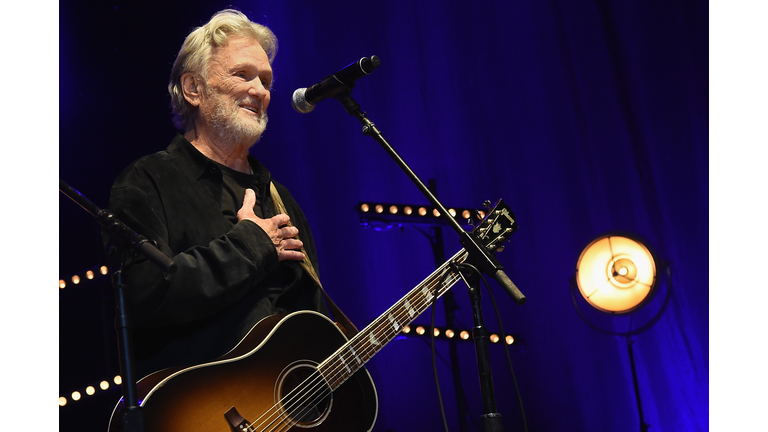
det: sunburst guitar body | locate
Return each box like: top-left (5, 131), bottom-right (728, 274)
top-left (108, 312), bottom-right (378, 431)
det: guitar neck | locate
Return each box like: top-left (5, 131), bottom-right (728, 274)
top-left (318, 248), bottom-right (469, 390)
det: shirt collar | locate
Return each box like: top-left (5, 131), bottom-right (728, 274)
top-left (166, 133), bottom-right (271, 185)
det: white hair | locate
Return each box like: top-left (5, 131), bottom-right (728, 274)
top-left (168, 9), bottom-right (278, 131)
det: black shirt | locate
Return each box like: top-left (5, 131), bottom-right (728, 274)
top-left (104, 133), bottom-right (328, 377)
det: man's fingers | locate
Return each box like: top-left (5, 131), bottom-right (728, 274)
top-left (237, 189), bottom-right (258, 222)
top-left (281, 226), bottom-right (300, 239)
top-left (278, 249), bottom-right (305, 262)
top-left (271, 213), bottom-right (291, 228)
top-left (242, 188), bottom-right (256, 207)
top-left (281, 238), bottom-right (303, 250)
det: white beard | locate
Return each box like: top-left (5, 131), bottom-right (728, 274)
top-left (205, 87), bottom-right (268, 146)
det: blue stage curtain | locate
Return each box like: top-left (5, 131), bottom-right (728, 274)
top-left (60, 1), bottom-right (708, 431)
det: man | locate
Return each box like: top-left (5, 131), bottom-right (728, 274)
top-left (104, 9), bottom-right (333, 379)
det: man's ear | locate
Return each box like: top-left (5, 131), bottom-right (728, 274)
top-left (181, 73), bottom-right (202, 107)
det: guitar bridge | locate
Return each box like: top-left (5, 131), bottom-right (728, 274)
top-left (224, 406), bottom-right (253, 431)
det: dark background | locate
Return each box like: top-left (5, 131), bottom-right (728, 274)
top-left (59, 1), bottom-right (710, 431)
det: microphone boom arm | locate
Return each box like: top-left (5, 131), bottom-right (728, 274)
top-left (333, 92), bottom-right (526, 305)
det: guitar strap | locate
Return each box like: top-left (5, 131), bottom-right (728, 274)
top-left (269, 181), bottom-right (359, 338)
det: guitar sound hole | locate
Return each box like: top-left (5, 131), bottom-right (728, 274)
top-left (275, 361), bottom-right (333, 427)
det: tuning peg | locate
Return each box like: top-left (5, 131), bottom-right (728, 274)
top-left (483, 200), bottom-right (492, 208)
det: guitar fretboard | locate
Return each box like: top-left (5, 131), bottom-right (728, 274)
top-left (318, 248), bottom-right (468, 390)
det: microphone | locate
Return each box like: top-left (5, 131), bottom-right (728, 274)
top-left (292, 55), bottom-right (380, 113)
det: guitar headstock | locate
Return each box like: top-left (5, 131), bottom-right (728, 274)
top-left (471, 199), bottom-right (518, 252)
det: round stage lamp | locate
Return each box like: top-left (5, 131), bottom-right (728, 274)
top-left (575, 235), bottom-right (657, 314)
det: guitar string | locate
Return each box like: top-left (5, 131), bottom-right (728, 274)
top-left (249, 258), bottom-right (467, 431)
top-left (260, 249), bottom-right (472, 430)
top-left (270, 269), bottom-right (463, 432)
top-left (251, 277), bottom-right (460, 432)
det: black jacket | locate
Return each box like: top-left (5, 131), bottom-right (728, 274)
top-left (104, 133), bottom-right (328, 377)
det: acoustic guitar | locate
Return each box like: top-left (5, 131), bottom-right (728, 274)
top-left (108, 199), bottom-right (517, 432)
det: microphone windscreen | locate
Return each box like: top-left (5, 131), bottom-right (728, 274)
top-left (291, 88), bottom-right (315, 114)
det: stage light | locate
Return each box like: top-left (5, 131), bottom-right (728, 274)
top-left (60, 376), bottom-right (122, 407)
top-left (394, 324), bottom-right (520, 347)
top-left (575, 235), bottom-right (657, 314)
top-left (573, 233), bottom-right (669, 432)
top-left (114, 375), bottom-right (122, 385)
top-left (358, 201), bottom-right (490, 229)
top-left (60, 265), bottom-right (112, 294)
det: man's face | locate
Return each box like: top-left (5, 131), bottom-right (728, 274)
top-left (198, 36), bottom-right (273, 146)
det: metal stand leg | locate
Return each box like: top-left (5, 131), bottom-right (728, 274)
top-left (626, 335), bottom-right (650, 432)
top-left (464, 270), bottom-right (504, 432)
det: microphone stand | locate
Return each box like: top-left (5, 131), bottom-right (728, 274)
top-left (332, 91), bottom-right (526, 431)
top-left (59, 179), bottom-right (177, 432)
